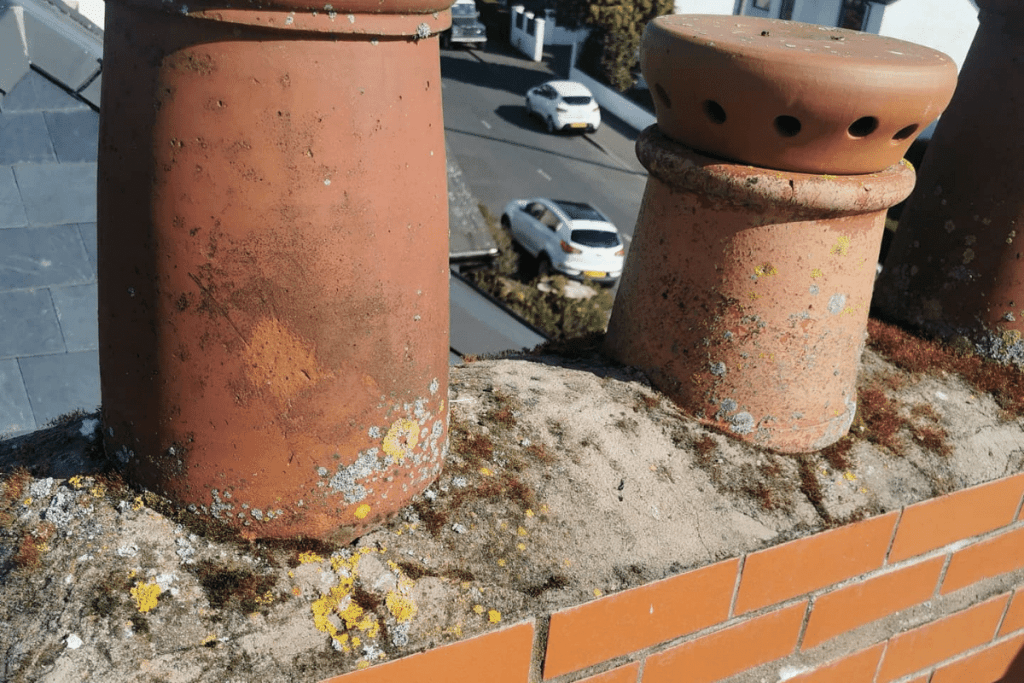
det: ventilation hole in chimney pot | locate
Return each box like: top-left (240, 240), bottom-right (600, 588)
top-left (774, 115), bottom-right (801, 138)
top-left (892, 123), bottom-right (918, 141)
top-left (848, 116), bottom-right (879, 138)
top-left (703, 100), bottom-right (727, 124)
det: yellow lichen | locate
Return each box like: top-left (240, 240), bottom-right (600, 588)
top-left (385, 590), bottom-right (418, 623)
top-left (356, 660), bottom-right (370, 670)
top-left (131, 496), bottom-right (144, 511)
top-left (354, 504), bottom-right (371, 520)
top-left (810, 268), bottom-right (823, 279)
top-left (497, 558), bottom-right (506, 567)
top-left (488, 610), bottom-right (501, 623)
top-left (831, 235), bottom-right (851, 256)
top-left (131, 580), bottom-right (162, 613)
top-left (525, 509), bottom-right (534, 518)
top-left (754, 263), bottom-right (777, 277)
top-left (472, 604), bottom-right (484, 614)
top-left (479, 467), bottom-right (493, 476)
top-left (383, 418), bottom-right (419, 463)
top-left (201, 634), bottom-right (218, 646)
top-left (22, 497), bottom-right (31, 506)
top-left (298, 551), bottom-right (323, 564)
top-left (517, 526), bottom-right (527, 537)
top-left (593, 589), bottom-right (603, 597)
top-left (517, 543), bottom-right (526, 551)
top-left (68, 475), bottom-right (86, 489)
top-left (254, 590), bottom-right (274, 605)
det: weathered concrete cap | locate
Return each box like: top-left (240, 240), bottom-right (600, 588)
top-left (641, 14), bottom-right (958, 174)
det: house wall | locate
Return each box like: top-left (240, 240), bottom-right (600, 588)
top-left (876, 0), bottom-right (979, 71)
top-left (510, 5), bottom-right (545, 62)
top-left (319, 472), bottom-right (1024, 683)
top-left (673, 0), bottom-right (734, 14)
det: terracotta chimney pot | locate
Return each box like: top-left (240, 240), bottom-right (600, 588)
top-left (98, 0), bottom-right (452, 541)
top-left (874, 0), bottom-right (1024, 364)
top-left (605, 15), bottom-right (956, 452)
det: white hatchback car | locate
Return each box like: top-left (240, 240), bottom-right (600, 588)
top-left (501, 198), bottom-right (624, 284)
top-left (525, 81), bottom-right (601, 133)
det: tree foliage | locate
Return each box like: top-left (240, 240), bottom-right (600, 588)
top-left (564, 0), bottom-right (674, 91)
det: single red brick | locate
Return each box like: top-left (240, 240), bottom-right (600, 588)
top-left (543, 559), bottom-right (738, 679)
top-left (889, 474), bottom-right (1024, 563)
top-left (785, 643), bottom-right (885, 683)
top-left (316, 621), bottom-right (534, 683)
top-left (641, 601), bottom-right (807, 683)
top-left (576, 662), bottom-right (641, 683)
top-left (876, 594), bottom-right (1010, 682)
top-left (941, 526), bottom-right (1024, 595)
top-left (734, 512), bottom-right (898, 615)
top-left (931, 634), bottom-right (1024, 683)
top-left (999, 590), bottom-right (1024, 637)
top-left (801, 556), bottom-right (945, 650)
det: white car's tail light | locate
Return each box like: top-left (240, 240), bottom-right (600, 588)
top-left (560, 240), bottom-right (582, 254)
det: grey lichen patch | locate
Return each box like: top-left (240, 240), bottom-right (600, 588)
top-left (728, 412), bottom-right (755, 435)
top-left (828, 293), bottom-right (846, 315)
top-left (328, 448), bottom-right (379, 504)
top-left (709, 362), bottom-right (727, 377)
top-left (809, 284), bottom-right (819, 296)
top-left (975, 329), bottom-right (1024, 367)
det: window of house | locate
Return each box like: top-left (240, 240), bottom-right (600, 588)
top-left (753, 0), bottom-right (771, 9)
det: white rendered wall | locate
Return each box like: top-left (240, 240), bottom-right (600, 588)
top-left (877, 0), bottom-right (978, 71)
top-left (674, 0), bottom-right (734, 15)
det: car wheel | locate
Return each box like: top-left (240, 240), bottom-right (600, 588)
top-left (537, 254), bottom-right (552, 278)
top-left (546, 117), bottom-right (555, 134)
top-left (525, 101), bottom-right (532, 117)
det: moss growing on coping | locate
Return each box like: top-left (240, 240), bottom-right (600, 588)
top-left (190, 560), bottom-right (278, 616)
top-left (867, 318), bottom-right (1024, 418)
top-left (818, 436), bottom-right (855, 472)
top-left (0, 467), bottom-right (32, 527)
top-left (854, 385), bottom-right (903, 453)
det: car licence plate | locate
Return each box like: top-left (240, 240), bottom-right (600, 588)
top-left (570, 123), bottom-right (588, 128)
top-left (583, 271), bottom-right (606, 278)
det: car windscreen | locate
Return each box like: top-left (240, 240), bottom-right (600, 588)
top-left (571, 230), bottom-right (620, 248)
top-left (554, 200), bottom-right (604, 221)
top-left (451, 4), bottom-right (476, 15)
top-left (562, 96), bottom-right (592, 106)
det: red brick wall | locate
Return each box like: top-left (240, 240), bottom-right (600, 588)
top-left (320, 473), bottom-right (1024, 683)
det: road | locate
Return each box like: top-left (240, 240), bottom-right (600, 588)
top-left (440, 45), bottom-right (649, 245)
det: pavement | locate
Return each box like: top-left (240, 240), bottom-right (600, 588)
top-left (0, 0), bottom-right (551, 439)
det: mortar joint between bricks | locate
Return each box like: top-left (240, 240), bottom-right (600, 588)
top-left (728, 555), bottom-right (746, 619)
top-left (882, 506), bottom-right (906, 566)
top-left (794, 597), bottom-right (813, 652)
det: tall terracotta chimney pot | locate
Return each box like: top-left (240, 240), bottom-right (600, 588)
top-left (98, 0), bottom-right (452, 541)
top-left (874, 1), bottom-right (1024, 364)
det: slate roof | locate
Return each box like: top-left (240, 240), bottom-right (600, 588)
top-left (0, 0), bottom-right (542, 438)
